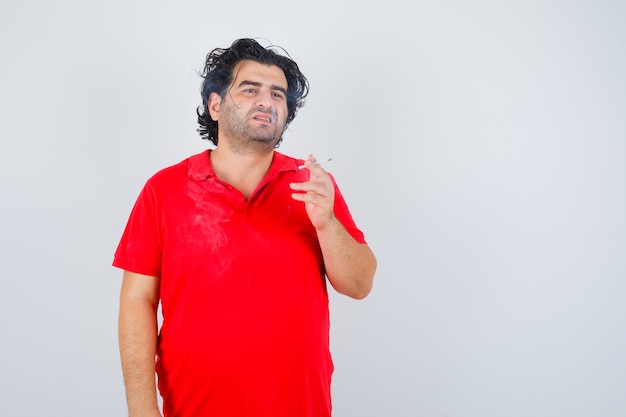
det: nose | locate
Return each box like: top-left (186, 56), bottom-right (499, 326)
top-left (254, 89), bottom-right (273, 109)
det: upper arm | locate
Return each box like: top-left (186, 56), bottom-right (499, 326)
top-left (120, 270), bottom-right (160, 308)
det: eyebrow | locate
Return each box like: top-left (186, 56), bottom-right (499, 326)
top-left (237, 80), bottom-right (287, 96)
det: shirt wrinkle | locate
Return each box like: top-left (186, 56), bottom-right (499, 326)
top-left (113, 147), bottom-right (366, 417)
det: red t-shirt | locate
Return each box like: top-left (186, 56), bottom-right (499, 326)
top-left (113, 150), bottom-right (366, 417)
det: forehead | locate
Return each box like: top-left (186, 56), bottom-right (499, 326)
top-left (231, 60), bottom-right (288, 90)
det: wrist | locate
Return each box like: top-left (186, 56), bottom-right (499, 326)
top-left (314, 214), bottom-right (340, 234)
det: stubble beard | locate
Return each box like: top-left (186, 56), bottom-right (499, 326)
top-left (219, 101), bottom-right (286, 156)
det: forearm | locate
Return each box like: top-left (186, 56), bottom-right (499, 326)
top-left (118, 296), bottom-right (161, 417)
top-left (289, 157), bottom-right (376, 299)
top-left (317, 217), bottom-right (377, 299)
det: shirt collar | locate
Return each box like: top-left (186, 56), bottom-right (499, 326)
top-left (187, 149), bottom-right (301, 181)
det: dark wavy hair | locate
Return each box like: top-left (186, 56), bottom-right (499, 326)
top-left (196, 38), bottom-right (309, 146)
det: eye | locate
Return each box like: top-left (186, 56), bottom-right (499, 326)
top-left (272, 92), bottom-right (285, 99)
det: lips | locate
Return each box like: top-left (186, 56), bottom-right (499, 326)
top-left (251, 111), bottom-right (274, 124)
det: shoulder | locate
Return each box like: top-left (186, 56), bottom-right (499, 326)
top-left (147, 150), bottom-right (210, 187)
top-left (272, 150), bottom-right (303, 171)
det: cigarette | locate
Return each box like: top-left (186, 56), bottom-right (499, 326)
top-left (297, 157), bottom-right (333, 170)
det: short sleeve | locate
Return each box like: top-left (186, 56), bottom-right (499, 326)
top-left (330, 175), bottom-right (367, 244)
top-left (113, 180), bottom-right (163, 277)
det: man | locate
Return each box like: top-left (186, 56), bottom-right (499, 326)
top-left (114, 38), bottom-right (376, 417)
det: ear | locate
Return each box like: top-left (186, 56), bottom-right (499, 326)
top-left (207, 92), bottom-right (222, 121)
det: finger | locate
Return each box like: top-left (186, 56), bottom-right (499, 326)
top-left (298, 154), bottom-right (317, 169)
top-left (300, 154), bottom-right (316, 170)
top-left (290, 191), bottom-right (331, 206)
top-left (290, 181), bottom-right (330, 195)
top-left (308, 161), bottom-right (328, 177)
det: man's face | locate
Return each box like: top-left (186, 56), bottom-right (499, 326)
top-left (211, 60), bottom-right (289, 153)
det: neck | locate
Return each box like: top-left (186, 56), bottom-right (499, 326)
top-left (210, 146), bottom-right (274, 200)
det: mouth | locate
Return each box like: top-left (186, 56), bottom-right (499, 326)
top-left (252, 111), bottom-right (274, 124)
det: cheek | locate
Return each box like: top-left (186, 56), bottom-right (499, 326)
top-left (280, 104), bottom-right (290, 122)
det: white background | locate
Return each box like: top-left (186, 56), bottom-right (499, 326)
top-left (1, 1), bottom-right (625, 416)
